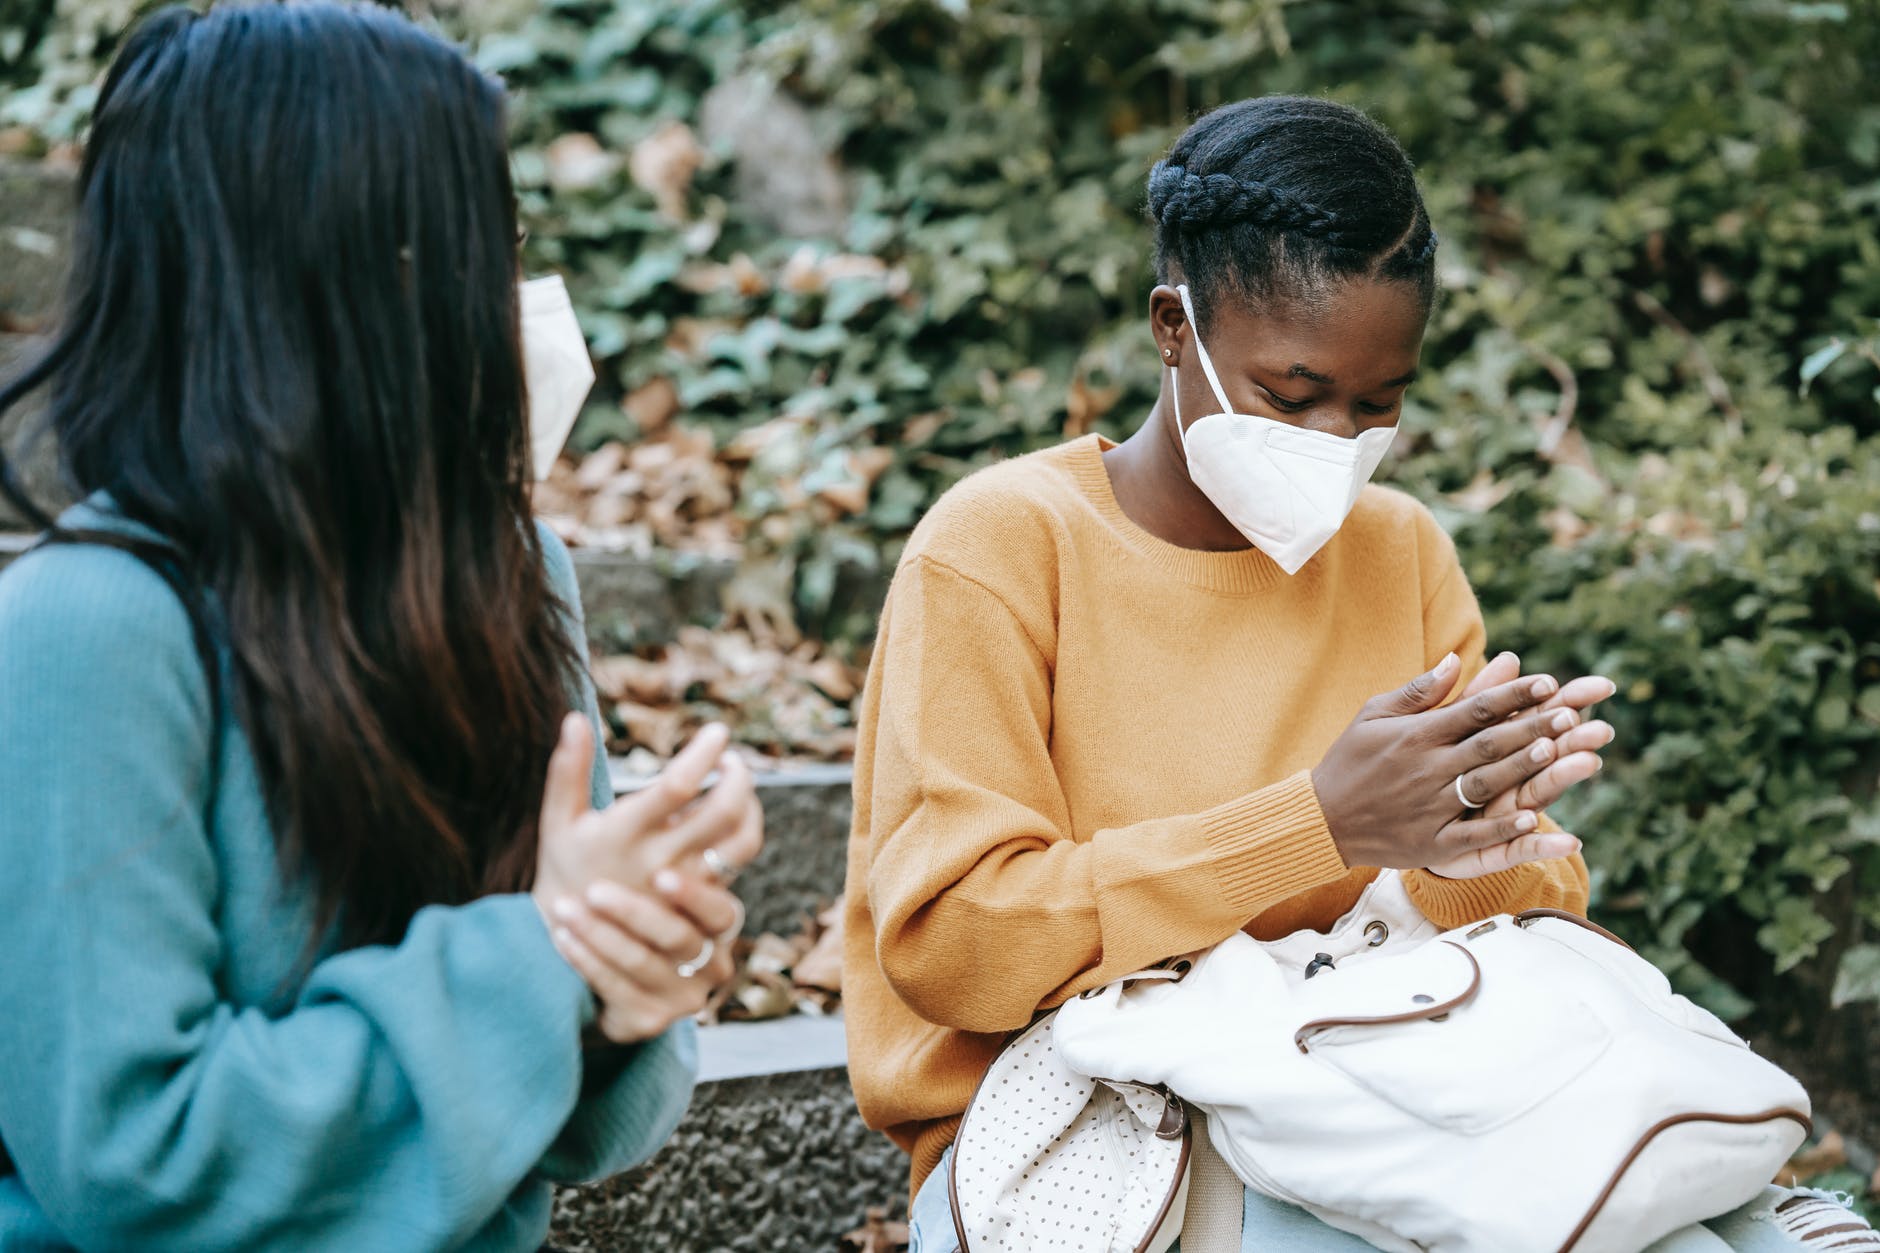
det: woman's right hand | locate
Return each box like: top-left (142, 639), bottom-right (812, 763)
top-left (1310, 653), bottom-right (1585, 874)
top-left (530, 715), bottom-right (764, 1041)
top-left (531, 715), bottom-right (763, 925)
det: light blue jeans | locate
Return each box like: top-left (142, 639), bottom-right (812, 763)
top-left (909, 1147), bottom-right (1863, 1252)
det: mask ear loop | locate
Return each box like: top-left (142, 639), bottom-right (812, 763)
top-left (1175, 284), bottom-right (1237, 417)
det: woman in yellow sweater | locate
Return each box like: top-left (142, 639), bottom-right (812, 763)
top-left (843, 96), bottom-right (1878, 1252)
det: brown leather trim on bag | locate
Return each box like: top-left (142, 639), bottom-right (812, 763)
top-left (1292, 941), bottom-right (1482, 1054)
top-left (1514, 907), bottom-right (1636, 952)
top-left (1555, 1107), bottom-right (1814, 1253)
top-left (1138, 1111), bottom-right (1193, 1253)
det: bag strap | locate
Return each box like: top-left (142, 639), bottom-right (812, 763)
top-left (1181, 1112), bottom-right (1243, 1253)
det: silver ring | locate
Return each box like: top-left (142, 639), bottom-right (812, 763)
top-left (675, 937), bottom-right (715, 979)
top-left (720, 896), bottom-right (746, 943)
top-left (1454, 773), bottom-right (1486, 810)
top-left (701, 846), bottom-right (737, 885)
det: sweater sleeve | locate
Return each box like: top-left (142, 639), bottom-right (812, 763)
top-left (0, 544), bottom-right (681, 1249)
top-left (860, 556), bottom-right (1350, 1036)
top-left (1399, 518), bottom-right (1591, 926)
top-left (535, 526), bottom-right (698, 1184)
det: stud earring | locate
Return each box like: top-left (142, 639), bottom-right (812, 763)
top-left (1163, 347), bottom-right (1175, 360)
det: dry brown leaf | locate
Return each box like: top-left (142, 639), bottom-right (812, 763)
top-left (628, 120), bottom-right (704, 221)
top-left (545, 132), bottom-right (622, 193)
top-left (1543, 506), bottom-right (1591, 550)
top-left (623, 378), bottom-right (679, 433)
top-left (614, 700), bottom-right (687, 757)
top-left (574, 442), bottom-right (629, 492)
top-left (902, 412), bottom-right (947, 446)
top-left (804, 656), bottom-right (858, 702)
top-left (841, 1208), bottom-right (910, 1253)
top-left (1065, 375), bottom-right (1122, 438)
top-left (816, 478), bottom-right (871, 517)
top-left (850, 446), bottom-right (896, 487)
top-left (793, 916), bottom-right (844, 993)
top-left (1446, 469), bottom-right (1514, 514)
top-left (1782, 1131), bottom-right (1846, 1183)
top-left (591, 655), bottom-right (673, 705)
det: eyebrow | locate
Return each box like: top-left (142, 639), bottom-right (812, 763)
top-left (1283, 363), bottom-right (1421, 389)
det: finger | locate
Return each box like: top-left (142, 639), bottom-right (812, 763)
top-left (552, 924), bottom-right (654, 1015)
top-left (558, 904), bottom-right (691, 995)
top-left (575, 883), bottom-right (710, 961)
top-left (1534, 675), bottom-right (1617, 716)
top-left (1457, 651), bottom-right (1521, 703)
top-left (704, 780), bottom-right (765, 873)
top-left (624, 723), bottom-right (732, 826)
top-left (1515, 750), bottom-right (1604, 811)
top-left (1436, 808), bottom-right (1542, 855)
top-left (1366, 652), bottom-right (1462, 719)
top-left (1430, 829), bottom-right (1583, 879)
top-left (539, 714), bottom-right (596, 834)
top-left (1426, 673), bottom-right (1561, 742)
top-left (653, 752), bottom-right (757, 863)
top-left (553, 930), bottom-right (671, 1045)
top-left (651, 870), bottom-right (744, 938)
top-left (1553, 719), bottom-right (1614, 758)
top-left (1454, 733), bottom-right (1563, 810)
top-left (1452, 705), bottom-right (1580, 772)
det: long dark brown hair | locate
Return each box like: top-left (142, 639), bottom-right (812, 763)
top-left (0, 2), bottom-right (582, 948)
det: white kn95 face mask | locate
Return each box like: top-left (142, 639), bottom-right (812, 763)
top-left (1171, 282), bottom-right (1397, 575)
top-left (520, 274), bottom-right (596, 481)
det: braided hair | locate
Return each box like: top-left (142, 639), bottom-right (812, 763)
top-left (1149, 96), bottom-right (1438, 330)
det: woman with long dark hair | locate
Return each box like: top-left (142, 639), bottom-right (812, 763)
top-left (845, 96), bottom-right (1879, 1251)
top-left (0, 5), bottom-right (759, 1249)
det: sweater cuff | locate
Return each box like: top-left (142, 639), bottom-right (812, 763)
top-left (1402, 862), bottom-right (1547, 929)
top-left (1200, 771), bottom-right (1348, 913)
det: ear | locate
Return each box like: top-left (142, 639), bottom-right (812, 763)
top-left (1149, 284), bottom-right (1189, 367)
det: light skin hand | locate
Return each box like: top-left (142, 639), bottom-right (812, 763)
top-left (1423, 651), bottom-right (1614, 879)
top-left (531, 715), bottom-right (765, 1044)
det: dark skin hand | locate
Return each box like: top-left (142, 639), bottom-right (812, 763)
top-left (1103, 277), bottom-right (1613, 877)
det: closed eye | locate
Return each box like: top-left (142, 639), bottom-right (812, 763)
top-left (1359, 400), bottom-right (1400, 416)
top-left (1262, 387), bottom-right (1311, 413)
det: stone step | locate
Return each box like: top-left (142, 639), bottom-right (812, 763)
top-left (554, 1015), bottom-right (904, 1252)
top-left (614, 761), bottom-right (851, 939)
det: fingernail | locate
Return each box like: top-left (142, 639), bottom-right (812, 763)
top-left (1572, 838), bottom-right (1584, 856)
top-left (1532, 676), bottom-right (1558, 697)
top-left (552, 896), bottom-right (580, 922)
top-left (1436, 652), bottom-right (1459, 676)
top-left (654, 869), bottom-right (683, 895)
top-left (1593, 757), bottom-right (1604, 773)
top-left (1515, 812), bottom-right (1538, 833)
top-left (553, 926), bottom-right (576, 949)
top-left (560, 715), bottom-right (581, 746)
top-left (1551, 710), bottom-right (1576, 732)
top-left (1530, 740), bottom-right (1553, 763)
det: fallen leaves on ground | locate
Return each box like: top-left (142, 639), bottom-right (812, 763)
top-left (699, 899), bottom-right (845, 1025)
top-left (1778, 1130), bottom-right (1847, 1184)
top-left (840, 1208), bottom-right (910, 1253)
top-left (537, 425), bottom-right (742, 559)
top-left (594, 625), bottom-right (864, 766)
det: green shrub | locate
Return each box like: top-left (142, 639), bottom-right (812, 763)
top-left (4, 0), bottom-right (1876, 1085)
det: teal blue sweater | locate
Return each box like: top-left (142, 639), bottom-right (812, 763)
top-left (0, 500), bottom-right (697, 1251)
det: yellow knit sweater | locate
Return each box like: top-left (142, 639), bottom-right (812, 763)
top-left (841, 435), bottom-right (1590, 1195)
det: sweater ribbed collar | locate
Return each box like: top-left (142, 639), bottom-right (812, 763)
top-left (1065, 434), bottom-right (1294, 597)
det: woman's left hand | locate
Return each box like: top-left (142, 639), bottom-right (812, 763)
top-left (1434, 651), bottom-right (1614, 868)
top-left (546, 872), bottom-right (742, 1044)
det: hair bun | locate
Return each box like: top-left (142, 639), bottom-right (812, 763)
top-left (1148, 160), bottom-right (1344, 240)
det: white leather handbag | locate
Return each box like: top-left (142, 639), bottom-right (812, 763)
top-left (1049, 871), bottom-right (1813, 1253)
